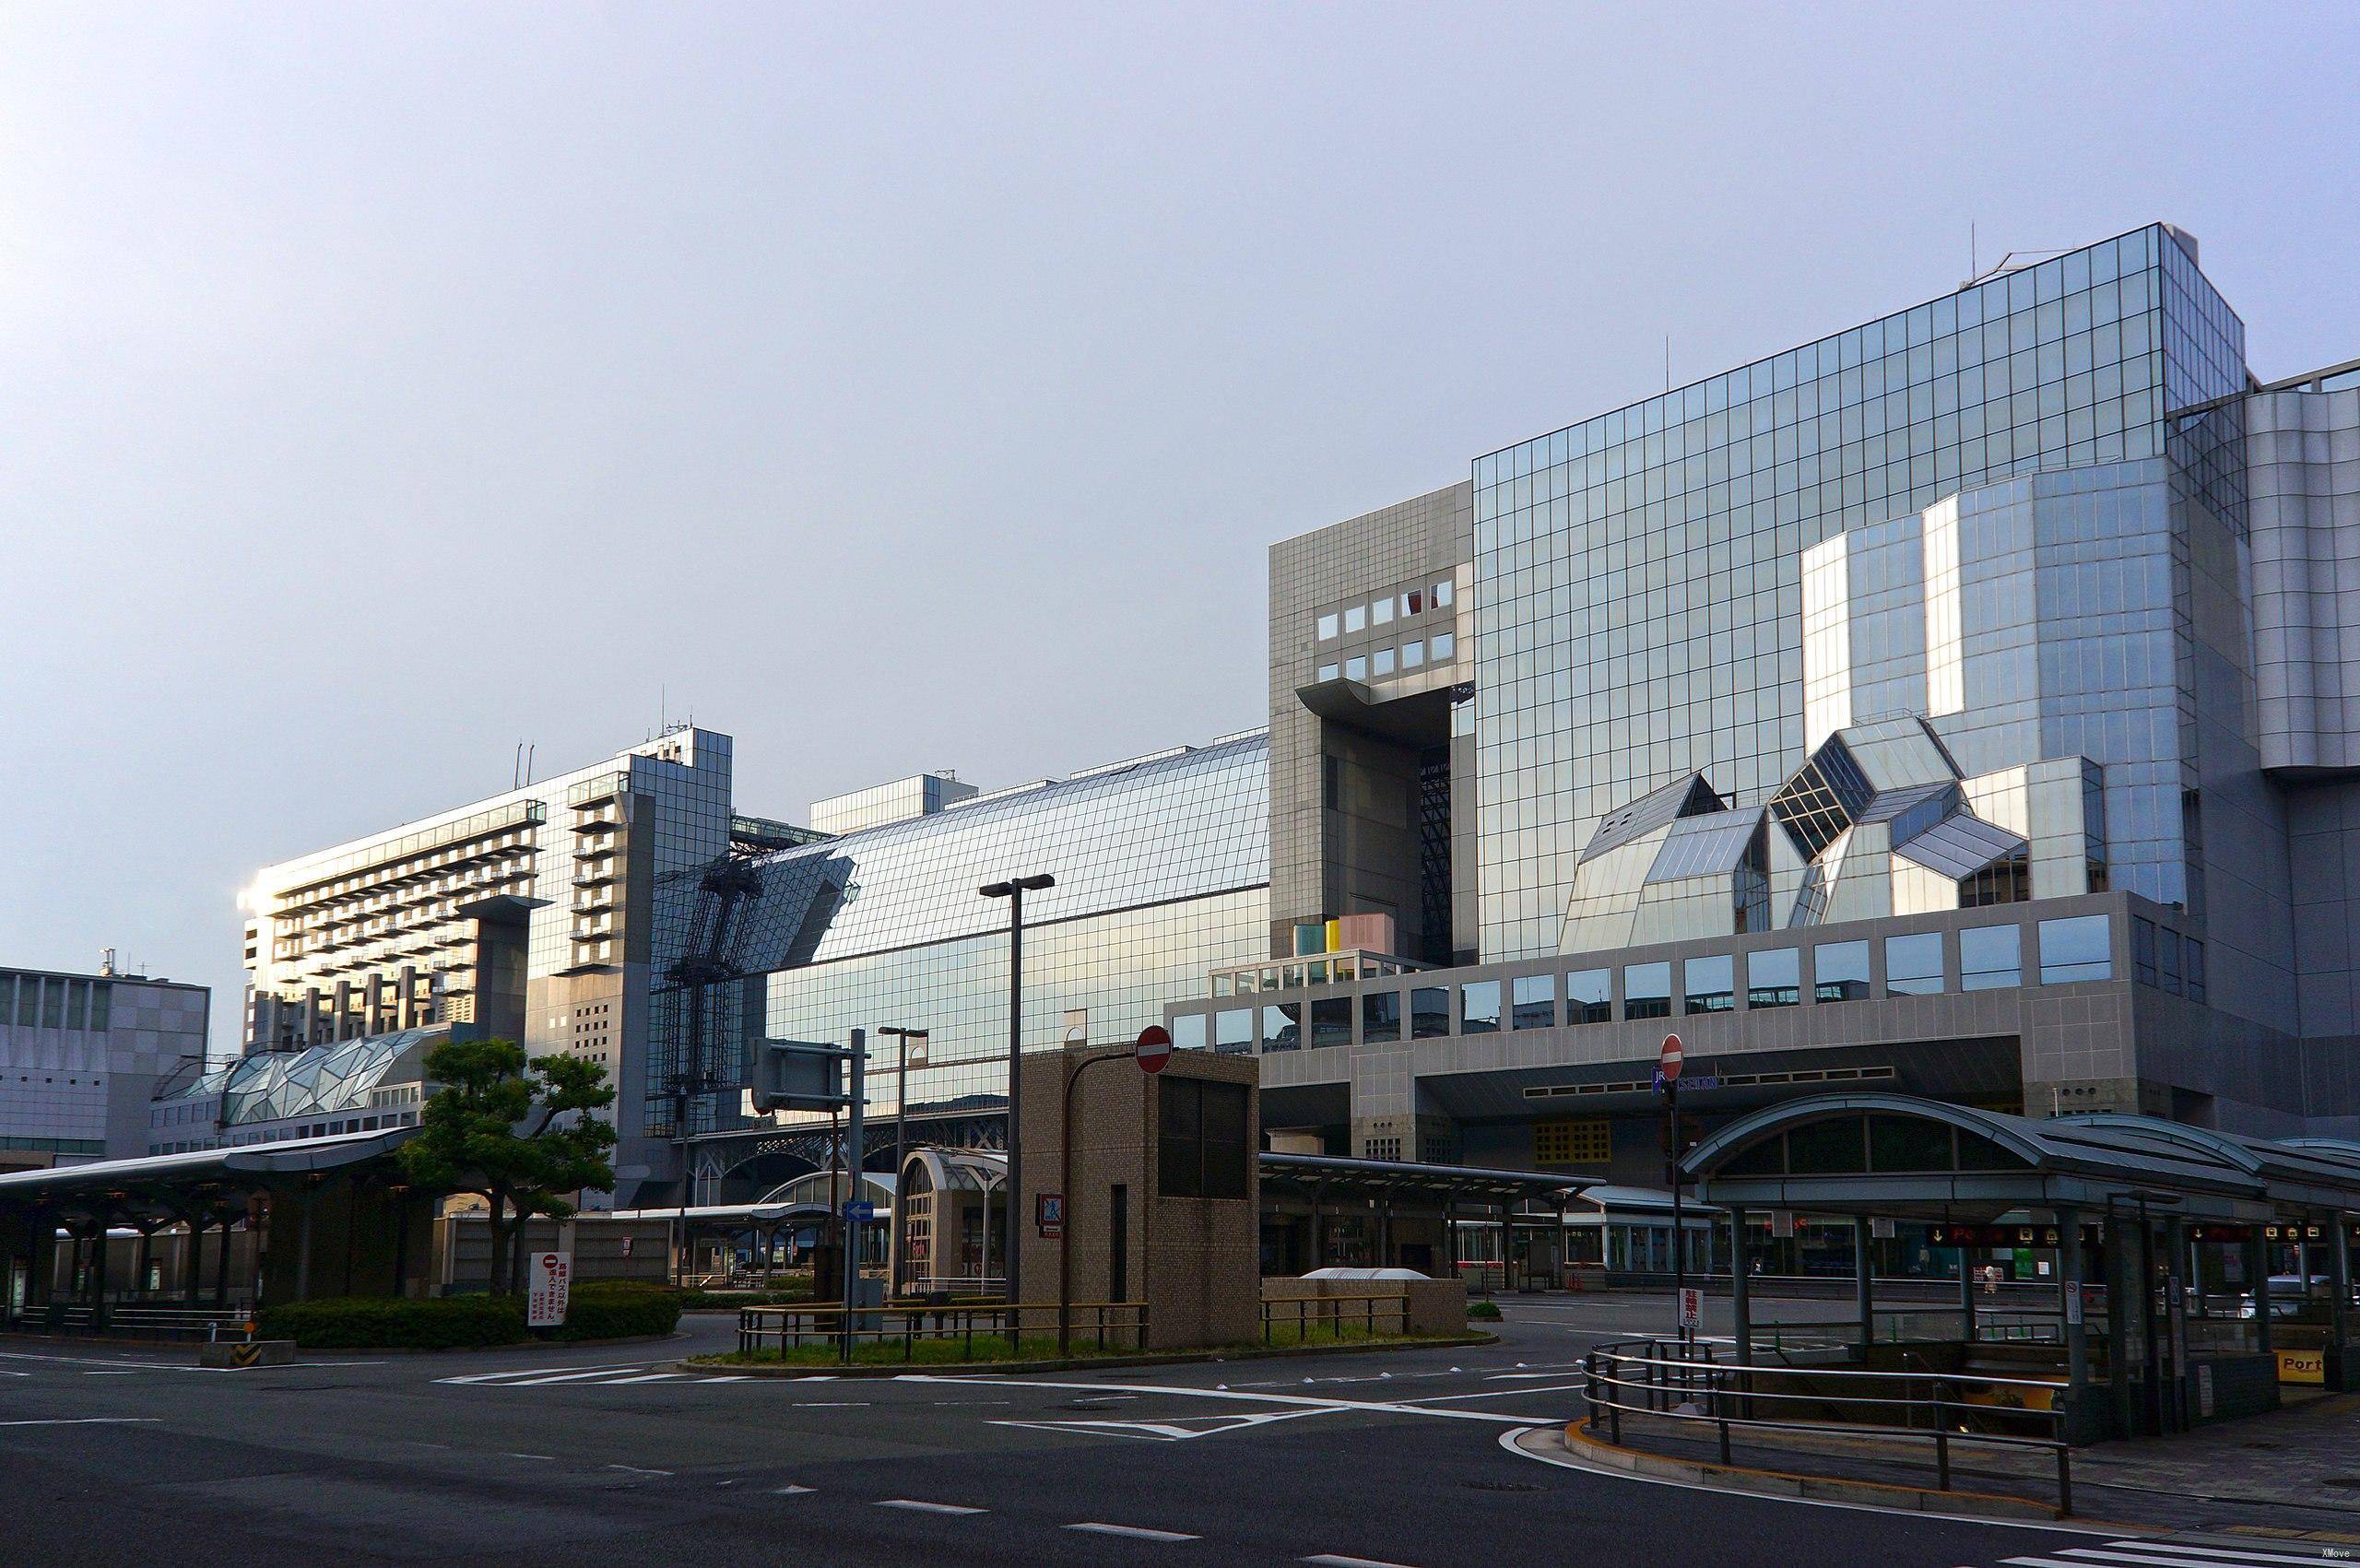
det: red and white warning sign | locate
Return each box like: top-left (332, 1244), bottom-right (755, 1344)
top-left (527, 1251), bottom-right (572, 1329)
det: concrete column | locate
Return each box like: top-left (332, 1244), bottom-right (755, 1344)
top-left (181, 1216), bottom-right (204, 1303)
top-left (296, 1184), bottom-right (317, 1303)
top-left (2333, 1212), bottom-right (2354, 1375)
top-left (212, 1217), bottom-right (232, 1307)
top-left (1728, 1206), bottom-right (1752, 1365)
top-left (88, 1225), bottom-right (111, 1327)
top-left (2058, 1206), bottom-right (2091, 1405)
top-left (2248, 1226), bottom-right (2273, 1360)
top-left (1959, 1240), bottom-right (1977, 1342)
top-left (1854, 1215), bottom-right (1874, 1351)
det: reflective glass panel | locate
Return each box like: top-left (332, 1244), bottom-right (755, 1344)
top-left (1310, 996), bottom-right (1351, 1048)
top-left (1683, 954), bottom-right (1733, 1013)
top-left (1566, 968), bottom-right (1611, 1023)
top-left (1959, 924), bottom-right (2022, 990)
top-left (1624, 961), bottom-right (1671, 1020)
top-left (1361, 989), bottom-right (1401, 1042)
top-left (1747, 948), bottom-right (1800, 1008)
top-left (2039, 915), bottom-right (2112, 983)
top-left (1460, 979), bottom-right (1502, 1033)
top-left (1511, 973), bottom-right (1555, 1029)
top-left (1885, 933), bottom-right (1944, 995)
top-left (1260, 1002), bottom-right (1301, 1052)
top-left (1410, 985), bottom-right (1450, 1039)
top-left (1813, 940), bottom-right (1870, 1001)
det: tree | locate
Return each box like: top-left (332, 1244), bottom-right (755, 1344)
top-left (398, 1037), bottom-right (617, 1296)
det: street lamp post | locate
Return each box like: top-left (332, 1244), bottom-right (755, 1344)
top-left (980, 873), bottom-right (1054, 1305)
top-left (878, 1025), bottom-right (929, 1300)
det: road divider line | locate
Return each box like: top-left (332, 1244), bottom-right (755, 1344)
top-left (0, 1418), bottom-right (162, 1427)
top-left (877, 1499), bottom-right (985, 1515)
top-left (1067, 1522), bottom-right (1200, 1542)
top-left (605, 1464), bottom-right (673, 1477)
top-left (1303, 1554), bottom-right (1419, 1568)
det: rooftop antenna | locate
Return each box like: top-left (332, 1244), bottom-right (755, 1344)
top-left (525, 744), bottom-right (536, 786)
top-left (1971, 222), bottom-right (1977, 281)
top-left (513, 741), bottom-right (524, 789)
top-left (1664, 335), bottom-right (1671, 394)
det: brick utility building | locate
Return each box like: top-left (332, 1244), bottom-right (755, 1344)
top-left (1174, 223), bottom-right (2360, 1197)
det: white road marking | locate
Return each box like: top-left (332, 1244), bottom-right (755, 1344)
top-left (772, 1485), bottom-right (817, 1495)
top-left (0, 1417), bottom-right (162, 1427)
top-left (898, 1373), bottom-right (1561, 1424)
top-left (697, 1376), bottom-right (750, 1384)
top-left (1067, 1522), bottom-right (1200, 1542)
top-left (1395, 1382), bottom-right (1588, 1404)
top-left (995, 1409), bottom-right (1331, 1443)
top-left (504, 1368), bottom-right (660, 1385)
top-left (2088, 1550), bottom-right (2357, 1568)
top-left (507, 1453), bottom-right (555, 1461)
top-left (603, 1373), bottom-right (688, 1385)
top-left (1304, 1555), bottom-right (1420, 1568)
top-left (437, 1361), bottom-right (654, 1385)
top-left (83, 1370), bottom-right (139, 1375)
top-left (1497, 1427), bottom-right (2118, 1535)
top-left (877, 1499), bottom-right (985, 1515)
top-left (605, 1464), bottom-right (673, 1477)
top-left (2033, 1552), bottom-right (2324, 1568)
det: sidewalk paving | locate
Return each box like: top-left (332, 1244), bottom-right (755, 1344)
top-left (1590, 1388), bottom-right (2360, 1536)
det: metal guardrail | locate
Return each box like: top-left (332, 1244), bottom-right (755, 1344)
top-left (38, 1303), bottom-right (257, 1343)
top-left (738, 1301), bottom-right (1147, 1362)
top-left (1582, 1338), bottom-right (2074, 1516)
top-left (1259, 1293), bottom-right (1410, 1347)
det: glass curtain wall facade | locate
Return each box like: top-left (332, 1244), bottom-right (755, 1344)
top-left (1470, 224), bottom-right (2244, 963)
top-left (741, 734), bottom-right (1272, 1133)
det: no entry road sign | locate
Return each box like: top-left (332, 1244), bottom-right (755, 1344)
top-left (1135, 1024), bottom-right (1174, 1074)
top-left (1658, 1032), bottom-right (1684, 1084)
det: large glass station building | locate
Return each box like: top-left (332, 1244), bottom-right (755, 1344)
top-left (1206, 222), bottom-right (2360, 1184)
top-left (224, 220), bottom-right (2360, 1211)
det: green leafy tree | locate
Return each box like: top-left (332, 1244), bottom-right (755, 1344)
top-left (398, 1037), bottom-right (617, 1296)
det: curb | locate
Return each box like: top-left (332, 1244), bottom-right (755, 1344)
top-left (1560, 1421), bottom-right (2080, 1523)
top-left (678, 1331), bottom-right (1500, 1379)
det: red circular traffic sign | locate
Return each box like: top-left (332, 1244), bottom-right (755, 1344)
top-left (1135, 1024), bottom-right (1174, 1074)
top-left (1658, 1032), bottom-right (1685, 1082)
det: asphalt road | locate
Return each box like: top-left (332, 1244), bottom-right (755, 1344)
top-left (0, 1294), bottom-right (2220, 1568)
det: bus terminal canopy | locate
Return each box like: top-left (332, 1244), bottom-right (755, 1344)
top-left (1260, 1150), bottom-right (1592, 1208)
top-left (1680, 1092), bottom-right (2360, 1221)
top-left (0, 1126), bottom-right (416, 1218)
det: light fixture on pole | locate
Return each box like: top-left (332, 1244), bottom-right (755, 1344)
top-left (877, 1024), bottom-right (928, 1299)
top-left (980, 873), bottom-right (1054, 1304)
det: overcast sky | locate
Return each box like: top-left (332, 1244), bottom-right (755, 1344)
top-left (3, 3), bottom-right (2355, 1047)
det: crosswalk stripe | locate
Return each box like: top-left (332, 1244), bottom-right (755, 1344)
top-left (504, 1368), bottom-right (656, 1385)
top-left (2088, 1547), bottom-right (2360, 1568)
top-left (2054, 1550), bottom-right (2333, 1568)
top-left (1066, 1523), bottom-right (1199, 1542)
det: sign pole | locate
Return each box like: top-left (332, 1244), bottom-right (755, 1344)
top-left (842, 1029), bottom-right (865, 1361)
top-left (1658, 1032), bottom-right (1691, 1348)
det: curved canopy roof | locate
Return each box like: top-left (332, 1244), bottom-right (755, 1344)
top-left (0, 1126), bottom-right (415, 1208)
top-left (1679, 1092), bottom-right (2305, 1222)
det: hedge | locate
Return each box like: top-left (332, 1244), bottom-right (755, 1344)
top-left (259, 1293), bottom-right (526, 1350)
top-left (554, 1282), bottom-right (682, 1340)
top-left (258, 1281), bottom-right (681, 1349)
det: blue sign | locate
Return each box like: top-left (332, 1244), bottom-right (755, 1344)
top-left (844, 1200), bottom-right (876, 1222)
top-left (1653, 1071), bottom-right (1719, 1093)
